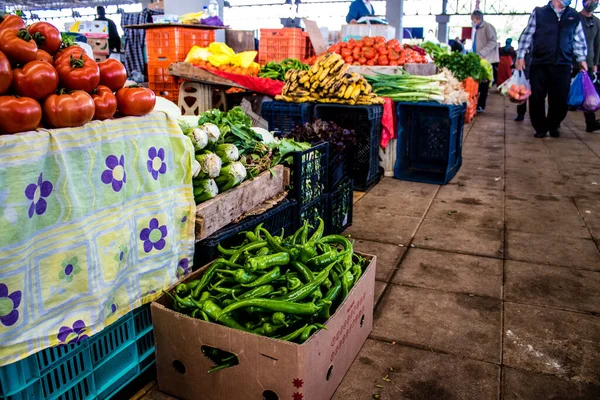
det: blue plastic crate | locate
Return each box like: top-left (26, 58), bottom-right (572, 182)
top-left (298, 195), bottom-right (328, 237)
top-left (0, 304), bottom-right (155, 400)
top-left (394, 102), bottom-right (466, 185)
top-left (328, 179), bottom-right (353, 234)
top-left (260, 101), bottom-right (314, 134)
top-left (327, 145), bottom-right (353, 192)
top-left (313, 105), bottom-right (383, 191)
top-left (194, 198), bottom-right (298, 268)
top-left (288, 142), bottom-right (329, 208)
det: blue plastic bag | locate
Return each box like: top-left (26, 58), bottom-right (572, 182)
top-left (567, 72), bottom-right (584, 108)
top-left (581, 71), bottom-right (600, 111)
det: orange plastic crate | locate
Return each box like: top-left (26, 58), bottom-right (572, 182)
top-left (465, 94), bottom-right (478, 123)
top-left (146, 27), bottom-right (215, 65)
top-left (259, 28), bottom-right (314, 64)
top-left (462, 77), bottom-right (479, 98)
top-left (148, 62), bottom-right (180, 103)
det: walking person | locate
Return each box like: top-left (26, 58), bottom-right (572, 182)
top-left (578, 0), bottom-right (600, 132)
top-left (516, 0), bottom-right (588, 138)
top-left (471, 10), bottom-right (499, 112)
top-left (514, 44), bottom-right (531, 122)
top-left (497, 38), bottom-right (516, 86)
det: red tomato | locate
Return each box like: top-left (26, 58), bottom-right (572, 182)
top-left (0, 96), bottom-right (42, 134)
top-left (374, 36), bottom-right (386, 44)
top-left (97, 59), bottom-right (127, 91)
top-left (388, 49), bottom-right (400, 61)
top-left (0, 28), bottom-right (37, 64)
top-left (92, 85), bottom-right (117, 120)
top-left (378, 57), bottom-right (389, 66)
top-left (340, 42), bottom-right (348, 48)
top-left (366, 59), bottom-right (376, 66)
top-left (344, 56), bottom-right (354, 64)
top-left (364, 37), bottom-right (374, 47)
top-left (43, 90), bottom-right (95, 128)
top-left (53, 45), bottom-right (86, 64)
top-left (0, 51), bottom-right (12, 95)
top-left (11, 61), bottom-right (59, 100)
top-left (0, 15), bottom-right (25, 32)
top-left (363, 47), bottom-right (376, 59)
top-left (358, 57), bottom-right (367, 65)
top-left (36, 49), bottom-right (54, 63)
top-left (387, 39), bottom-right (400, 48)
top-left (116, 87), bottom-right (156, 117)
top-left (389, 61), bottom-right (399, 66)
top-left (377, 47), bottom-right (389, 55)
top-left (341, 48), bottom-right (352, 58)
top-left (28, 22), bottom-right (62, 55)
top-left (55, 53), bottom-right (100, 92)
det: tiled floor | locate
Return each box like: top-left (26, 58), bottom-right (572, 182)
top-left (136, 94), bottom-right (600, 399)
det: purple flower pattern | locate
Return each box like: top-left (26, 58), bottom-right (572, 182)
top-left (57, 320), bottom-right (88, 345)
top-left (176, 258), bottom-right (190, 278)
top-left (140, 218), bottom-right (168, 253)
top-left (0, 284), bottom-right (21, 327)
top-left (24, 173), bottom-right (53, 218)
top-left (147, 147), bottom-right (167, 180)
top-left (101, 155), bottom-right (126, 192)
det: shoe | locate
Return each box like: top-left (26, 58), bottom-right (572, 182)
top-left (477, 106), bottom-right (485, 113)
top-left (514, 115), bottom-right (524, 122)
top-left (534, 132), bottom-right (547, 138)
top-left (549, 129), bottom-right (560, 138)
top-left (585, 120), bottom-right (600, 132)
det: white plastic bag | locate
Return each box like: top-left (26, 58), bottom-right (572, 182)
top-left (498, 70), bottom-right (531, 105)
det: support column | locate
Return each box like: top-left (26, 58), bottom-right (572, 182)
top-left (386, 0), bottom-right (404, 40)
top-left (436, 0), bottom-right (449, 43)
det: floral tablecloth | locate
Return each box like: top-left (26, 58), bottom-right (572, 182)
top-left (0, 113), bottom-right (196, 366)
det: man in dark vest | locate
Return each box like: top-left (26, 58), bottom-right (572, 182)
top-left (516, 0), bottom-right (588, 138)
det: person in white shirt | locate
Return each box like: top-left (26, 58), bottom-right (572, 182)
top-left (346, 0), bottom-right (375, 24)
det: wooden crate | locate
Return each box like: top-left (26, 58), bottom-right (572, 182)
top-left (195, 165), bottom-right (288, 241)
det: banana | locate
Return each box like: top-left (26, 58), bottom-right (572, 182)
top-left (324, 76), bottom-right (338, 91)
top-left (330, 59), bottom-right (345, 74)
top-left (334, 64), bottom-right (351, 80)
top-left (351, 84), bottom-right (362, 100)
top-left (320, 75), bottom-right (334, 89)
top-left (311, 79), bottom-right (320, 91)
top-left (299, 73), bottom-right (310, 84)
top-left (289, 81), bottom-right (299, 92)
top-left (323, 53), bottom-right (341, 68)
top-left (331, 80), bottom-right (345, 94)
top-left (337, 84), bottom-right (347, 98)
top-left (310, 61), bottom-right (321, 75)
top-left (318, 67), bottom-right (330, 81)
top-left (344, 84), bottom-right (355, 99)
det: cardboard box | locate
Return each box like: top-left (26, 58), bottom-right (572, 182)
top-left (90, 38), bottom-right (109, 55)
top-left (148, 0), bottom-right (164, 11)
top-left (152, 253), bottom-right (377, 400)
top-left (95, 54), bottom-right (109, 63)
top-left (66, 20), bottom-right (109, 34)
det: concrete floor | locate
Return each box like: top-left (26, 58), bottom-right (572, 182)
top-left (136, 94), bottom-right (600, 400)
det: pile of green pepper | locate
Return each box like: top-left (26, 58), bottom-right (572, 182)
top-left (258, 58), bottom-right (310, 81)
top-left (165, 218), bottom-right (366, 344)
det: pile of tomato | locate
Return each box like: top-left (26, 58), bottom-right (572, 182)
top-left (311, 37), bottom-right (427, 66)
top-left (0, 15), bottom-right (156, 135)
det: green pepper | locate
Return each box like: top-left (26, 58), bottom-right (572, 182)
top-left (300, 325), bottom-right (320, 343)
top-left (211, 286), bottom-right (245, 296)
top-left (245, 231), bottom-right (258, 242)
top-left (260, 228), bottom-right (299, 259)
top-left (191, 261), bottom-right (222, 299)
top-left (290, 261), bottom-right (314, 283)
top-left (217, 243), bottom-right (236, 256)
top-left (341, 270), bottom-right (355, 298)
top-left (271, 312), bottom-right (288, 327)
top-left (241, 266), bottom-right (281, 287)
top-left (217, 269), bottom-right (258, 284)
top-left (277, 261), bottom-right (337, 302)
top-left (320, 235), bottom-right (353, 272)
top-left (278, 324), bottom-right (308, 342)
top-left (165, 291), bottom-right (196, 309)
top-left (310, 288), bottom-right (323, 303)
top-left (307, 250), bottom-right (341, 270)
top-left (203, 300), bottom-right (248, 331)
top-left (219, 299), bottom-right (322, 318)
top-left (237, 284), bottom-right (274, 300)
top-left (175, 283), bottom-right (191, 297)
top-left (318, 270), bottom-right (341, 319)
top-left (256, 247), bottom-right (270, 257)
top-left (307, 218), bottom-right (325, 243)
top-left (229, 241), bottom-right (268, 264)
top-left (245, 306), bottom-right (270, 314)
top-left (269, 286), bottom-right (288, 297)
top-left (352, 262), bottom-right (363, 282)
top-left (287, 275), bottom-right (302, 291)
top-left (245, 252), bottom-right (290, 272)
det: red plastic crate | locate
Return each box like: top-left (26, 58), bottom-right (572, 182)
top-left (259, 28), bottom-right (314, 64)
top-left (146, 27), bottom-right (215, 65)
top-left (148, 61), bottom-right (180, 103)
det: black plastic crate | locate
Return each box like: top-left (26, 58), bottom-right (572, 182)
top-left (328, 145), bottom-right (353, 192)
top-left (260, 101), bottom-right (314, 134)
top-left (313, 105), bottom-right (382, 190)
top-left (194, 199), bottom-right (298, 268)
top-left (328, 179), bottom-right (353, 234)
top-left (394, 102), bottom-right (465, 185)
top-left (298, 195), bottom-right (328, 237)
top-left (287, 142), bottom-right (329, 208)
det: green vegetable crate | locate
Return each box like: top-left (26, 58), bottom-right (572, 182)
top-left (151, 253), bottom-right (377, 400)
top-left (313, 105), bottom-right (383, 191)
top-left (0, 305), bottom-right (154, 400)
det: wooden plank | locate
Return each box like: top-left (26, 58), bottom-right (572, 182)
top-left (303, 19), bottom-right (328, 55)
top-left (123, 23), bottom-right (225, 30)
top-left (169, 62), bottom-right (246, 89)
top-left (195, 165), bottom-right (287, 241)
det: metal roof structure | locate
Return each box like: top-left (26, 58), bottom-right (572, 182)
top-left (0, 0), bottom-right (137, 11)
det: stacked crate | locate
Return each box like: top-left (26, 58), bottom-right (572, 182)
top-left (463, 77), bottom-right (479, 124)
top-left (258, 28), bottom-right (315, 64)
top-left (145, 27), bottom-right (215, 103)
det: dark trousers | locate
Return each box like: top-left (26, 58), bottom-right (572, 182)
top-left (584, 111), bottom-right (597, 125)
top-left (529, 64), bottom-right (571, 134)
top-left (517, 102), bottom-right (527, 117)
top-left (478, 80), bottom-right (490, 110)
